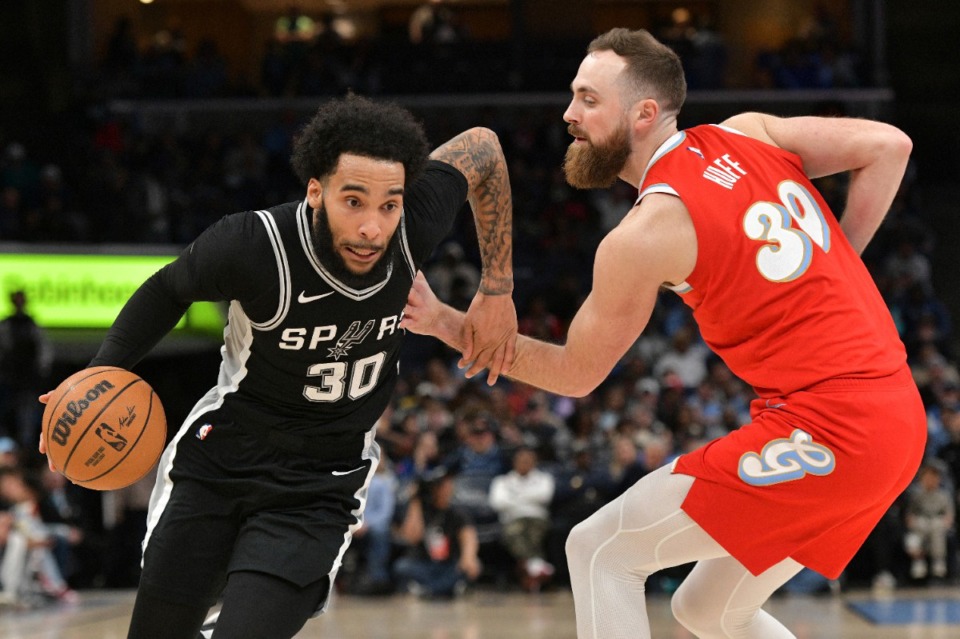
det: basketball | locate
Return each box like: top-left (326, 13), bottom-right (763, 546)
top-left (42, 366), bottom-right (167, 491)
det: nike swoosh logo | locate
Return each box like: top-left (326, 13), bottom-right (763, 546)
top-left (298, 290), bottom-right (335, 304)
top-left (332, 465), bottom-right (366, 477)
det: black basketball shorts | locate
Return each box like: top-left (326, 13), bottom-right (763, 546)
top-left (137, 416), bottom-right (379, 609)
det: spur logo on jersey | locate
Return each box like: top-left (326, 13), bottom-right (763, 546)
top-left (737, 428), bottom-right (835, 487)
top-left (328, 320), bottom-right (374, 360)
top-left (278, 315), bottom-right (401, 352)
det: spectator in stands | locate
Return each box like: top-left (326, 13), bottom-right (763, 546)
top-left (897, 283), bottom-right (953, 359)
top-left (652, 325), bottom-right (709, 391)
top-left (408, 0), bottom-right (465, 46)
top-left (415, 357), bottom-right (462, 402)
top-left (424, 242), bottom-right (481, 310)
top-left (860, 498), bottom-right (905, 593)
top-left (0, 185), bottom-right (24, 239)
top-left (140, 26), bottom-right (188, 98)
top-left (394, 429), bottom-right (442, 490)
top-left (102, 470), bottom-right (155, 588)
top-left (518, 294), bottom-right (564, 342)
top-left (0, 437), bottom-right (19, 469)
top-left (609, 434), bottom-right (646, 497)
top-left (547, 443), bottom-right (615, 582)
top-left (904, 462), bottom-right (955, 579)
top-left (102, 15), bottom-right (140, 77)
top-left (936, 403), bottom-right (960, 488)
top-left (885, 237), bottom-right (933, 292)
top-left (184, 38), bottom-right (229, 99)
top-left (352, 459), bottom-right (399, 596)
top-left (0, 290), bottom-right (53, 449)
top-left (489, 447), bottom-right (556, 591)
top-left (1, 143), bottom-right (39, 204)
top-left (37, 468), bottom-right (87, 588)
top-left (445, 413), bottom-right (508, 543)
top-left (516, 391), bottom-right (565, 463)
top-left (563, 405), bottom-right (609, 469)
top-left (0, 466), bottom-right (77, 606)
top-left (395, 466), bottom-right (480, 598)
top-left (911, 344), bottom-right (960, 408)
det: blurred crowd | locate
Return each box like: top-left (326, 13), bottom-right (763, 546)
top-left (82, 3), bottom-right (868, 103)
top-left (0, 6), bottom-right (956, 610)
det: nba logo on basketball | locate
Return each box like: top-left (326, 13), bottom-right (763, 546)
top-left (96, 422), bottom-right (128, 451)
top-left (197, 424), bottom-right (214, 440)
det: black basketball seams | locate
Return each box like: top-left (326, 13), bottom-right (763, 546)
top-left (43, 366), bottom-right (124, 454)
top-left (80, 388), bottom-right (160, 484)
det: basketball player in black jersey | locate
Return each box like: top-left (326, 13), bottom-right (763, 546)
top-left (39, 95), bottom-right (517, 639)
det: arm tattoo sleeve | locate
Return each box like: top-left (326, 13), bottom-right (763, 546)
top-left (430, 128), bottom-right (514, 295)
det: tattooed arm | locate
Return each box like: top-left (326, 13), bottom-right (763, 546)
top-left (430, 128), bottom-right (514, 295)
top-left (430, 127), bottom-right (517, 383)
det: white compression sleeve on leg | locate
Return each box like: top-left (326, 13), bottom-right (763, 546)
top-left (671, 556), bottom-right (803, 638)
top-left (565, 465), bottom-right (727, 639)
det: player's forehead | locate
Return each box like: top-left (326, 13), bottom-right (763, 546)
top-left (571, 50), bottom-right (627, 97)
top-left (329, 153), bottom-right (405, 196)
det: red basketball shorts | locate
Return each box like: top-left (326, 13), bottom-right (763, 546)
top-left (673, 367), bottom-right (926, 578)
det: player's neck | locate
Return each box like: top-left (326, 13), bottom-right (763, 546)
top-left (621, 117), bottom-right (679, 186)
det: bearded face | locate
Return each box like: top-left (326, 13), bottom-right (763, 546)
top-left (562, 118), bottom-right (632, 189)
top-left (311, 200), bottom-right (400, 289)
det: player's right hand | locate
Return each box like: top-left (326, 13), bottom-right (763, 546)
top-left (401, 272), bottom-right (445, 338)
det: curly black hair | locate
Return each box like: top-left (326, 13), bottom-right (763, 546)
top-left (290, 94), bottom-right (430, 186)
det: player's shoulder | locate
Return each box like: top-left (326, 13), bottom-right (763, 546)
top-left (258, 200), bottom-right (303, 229)
top-left (618, 192), bottom-right (690, 246)
top-left (217, 201), bottom-right (300, 238)
top-left (407, 160), bottom-right (468, 198)
top-left (677, 123), bottom-right (750, 150)
top-left (608, 191), bottom-right (696, 281)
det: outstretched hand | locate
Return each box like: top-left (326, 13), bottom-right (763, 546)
top-left (460, 287), bottom-right (517, 385)
top-left (401, 272), bottom-right (517, 385)
top-left (401, 271), bottom-right (446, 339)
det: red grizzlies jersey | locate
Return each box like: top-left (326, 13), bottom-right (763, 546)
top-left (638, 124), bottom-right (905, 397)
top-left (644, 125), bottom-right (925, 578)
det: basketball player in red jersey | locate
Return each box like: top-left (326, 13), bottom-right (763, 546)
top-left (401, 28), bottom-right (923, 639)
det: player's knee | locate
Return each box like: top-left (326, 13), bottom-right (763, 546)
top-left (671, 582), bottom-right (718, 635)
top-left (566, 516), bottom-right (610, 571)
top-left (565, 520), bottom-right (588, 562)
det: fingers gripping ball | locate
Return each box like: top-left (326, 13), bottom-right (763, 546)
top-left (43, 366), bottom-right (166, 491)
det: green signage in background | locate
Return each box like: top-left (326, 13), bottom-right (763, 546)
top-left (0, 252), bottom-right (225, 335)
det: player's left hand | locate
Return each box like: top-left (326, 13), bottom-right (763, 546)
top-left (401, 272), bottom-right (445, 338)
top-left (460, 289), bottom-right (517, 386)
top-left (37, 391), bottom-right (56, 472)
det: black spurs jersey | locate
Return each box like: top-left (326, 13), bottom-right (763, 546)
top-left (92, 161), bottom-right (468, 452)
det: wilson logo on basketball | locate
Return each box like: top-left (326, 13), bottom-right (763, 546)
top-left (51, 380), bottom-right (116, 446)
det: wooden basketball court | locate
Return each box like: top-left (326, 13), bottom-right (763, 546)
top-left (2, 586), bottom-right (958, 638)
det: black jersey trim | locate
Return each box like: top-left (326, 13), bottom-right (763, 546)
top-left (295, 199), bottom-right (393, 301)
top-left (398, 210), bottom-right (416, 279)
top-left (251, 209), bottom-right (291, 330)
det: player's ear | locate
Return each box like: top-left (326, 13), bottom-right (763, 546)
top-left (634, 97), bottom-right (659, 128)
top-left (306, 178), bottom-right (323, 209)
